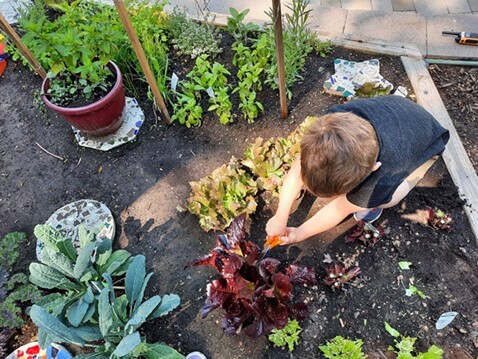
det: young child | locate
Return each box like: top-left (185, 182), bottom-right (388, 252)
top-left (266, 95), bottom-right (450, 244)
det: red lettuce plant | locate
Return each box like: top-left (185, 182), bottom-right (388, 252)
top-left (426, 208), bottom-right (452, 231)
top-left (324, 263), bottom-right (361, 290)
top-left (345, 222), bottom-right (383, 245)
top-left (186, 214), bottom-right (316, 338)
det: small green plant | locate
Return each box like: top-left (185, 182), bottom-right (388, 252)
top-left (0, 232), bottom-right (41, 330)
top-left (166, 7), bottom-right (222, 59)
top-left (226, 7), bottom-right (261, 42)
top-left (319, 336), bottom-right (367, 359)
top-left (30, 255), bottom-right (182, 358)
top-left (269, 318), bottom-right (302, 352)
top-left (385, 322), bottom-right (444, 359)
top-left (172, 55), bottom-right (232, 126)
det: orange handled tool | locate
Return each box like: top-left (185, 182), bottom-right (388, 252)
top-left (259, 235), bottom-right (283, 259)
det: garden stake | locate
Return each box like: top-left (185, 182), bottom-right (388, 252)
top-left (272, 0), bottom-right (288, 119)
top-left (113, 0), bottom-right (171, 124)
top-left (0, 13), bottom-right (46, 78)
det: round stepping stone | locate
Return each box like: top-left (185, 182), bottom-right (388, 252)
top-left (6, 342), bottom-right (73, 359)
top-left (36, 199), bottom-right (115, 259)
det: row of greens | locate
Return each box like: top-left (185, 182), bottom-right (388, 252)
top-left (12, 0), bottom-right (331, 124)
top-left (0, 226), bottom-right (183, 358)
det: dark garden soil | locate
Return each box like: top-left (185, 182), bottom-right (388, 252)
top-left (1, 45), bottom-right (477, 359)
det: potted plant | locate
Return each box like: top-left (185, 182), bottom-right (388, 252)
top-left (17, 0), bottom-right (129, 135)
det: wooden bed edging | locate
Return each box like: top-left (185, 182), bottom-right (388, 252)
top-left (402, 56), bottom-right (478, 242)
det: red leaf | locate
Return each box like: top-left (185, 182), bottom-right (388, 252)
top-left (286, 264), bottom-right (317, 285)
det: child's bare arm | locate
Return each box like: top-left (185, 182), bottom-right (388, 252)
top-left (280, 195), bottom-right (365, 244)
top-left (266, 157), bottom-right (303, 236)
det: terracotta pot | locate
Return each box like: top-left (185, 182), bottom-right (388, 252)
top-left (41, 61), bottom-right (125, 136)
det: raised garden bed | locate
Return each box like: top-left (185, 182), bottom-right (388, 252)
top-left (1, 3), bottom-right (477, 358)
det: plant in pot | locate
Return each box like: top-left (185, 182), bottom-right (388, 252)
top-left (17, 0), bottom-right (129, 136)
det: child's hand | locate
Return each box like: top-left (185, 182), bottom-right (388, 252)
top-left (266, 215), bottom-right (287, 238)
top-left (280, 227), bottom-right (305, 245)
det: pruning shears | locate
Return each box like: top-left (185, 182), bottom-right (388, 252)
top-left (259, 235), bottom-right (283, 259)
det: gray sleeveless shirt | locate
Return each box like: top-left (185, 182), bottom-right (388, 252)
top-left (327, 96), bottom-right (450, 208)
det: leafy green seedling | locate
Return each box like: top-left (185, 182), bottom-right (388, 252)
top-left (406, 284), bottom-right (427, 300)
top-left (319, 336), bottom-right (367, 359)
top-left (269, 319), bottom-right (302, 351)
top-left (399, 261), bottom-right (413, 270)
top-left (384, 322), bottom-right (444, 359)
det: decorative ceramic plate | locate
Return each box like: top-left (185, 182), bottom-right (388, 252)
top-left (6, 342), bottom-right (72, 359)
top-left (73, 97), bottom-right (145, 151)
top-left (36, 199), bottom-right (115, 259)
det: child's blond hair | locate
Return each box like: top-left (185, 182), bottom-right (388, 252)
top-left (300, 112), bottom-right (379, 197)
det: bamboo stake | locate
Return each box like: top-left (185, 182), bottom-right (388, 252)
top-left (0, 13), bottom-right (46, 78)
top-left (113, 0), bottom-right (171, 124)
top-left (272, 0), bottom-right (288, 119)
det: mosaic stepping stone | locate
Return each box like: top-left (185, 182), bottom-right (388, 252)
top-left (36, 199), bottom-right (115, 259)
top-left (323, 59), bottom-right (393, 99)
top-left (73, 97), bottom-right (145, 151)
top-left (6, 342), bottom-right (73, 359)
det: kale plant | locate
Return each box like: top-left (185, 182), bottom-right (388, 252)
top-left (0, 232), bottom-right (41, 330)
top-left (186, 214), bottom-right (316, 338)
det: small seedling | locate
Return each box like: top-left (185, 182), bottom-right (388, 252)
top-left (426, 208), bottom-right (452, 231)
top-left (398, 261), bottom-right (413, 270)
top-left (345, 222), bottom-right (384, 245)
top-left (406, 284), bottom-right (427, 300)
top-left (385, 322), bottom-right (444, 359)
top-left (319, 336), bottom-right (367, 359)
top-left (324, 262), bottom-right (361, 290)
top-left (268, 318), bottom-right (302, 352)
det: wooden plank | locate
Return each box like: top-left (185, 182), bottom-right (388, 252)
top-left (314, 30), bottom-right (423, 59)
top-left (114, 0), bottom-right (171, 124)
top-left (401, 56), bottom-right (478, 242)
top-left (0, 13), bottom-right (46, 78)
top-left (272, 0), bottom-right (288, 119)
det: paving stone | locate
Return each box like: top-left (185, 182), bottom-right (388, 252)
top-left (344, 10), bottom-right (427, 54)
top-left (341, 0), bottom-right (373, 10)
top-left (371, 0), bottom-right (394, 11)
top-left (427, 14), bottom-right (478, 58)
top-left (309, 6), bottom-right (348, 34)
top-left (445, 0), bottom-right (472, 13)
top-left (391, 0), bottom-right (415, 11)
top-left (414, 0), bottom-right (449, 15)
top-left (467, 0), bottom-right (478, 11)
top-left (321, 0), bottom-right (341, 7)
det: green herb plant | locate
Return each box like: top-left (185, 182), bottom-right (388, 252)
top-left (385, 322), bottom-right (444, 359)
top-left (30, 254), bottom-right (182, 358)
top-left (172, 55), bottom-right (232, 126)
top-left (0, 232), bottom-right (41, 329)
top-left (226, 7), bottom-right (261, 42)
top-left (16, 0), bottom-right (128, 106)
top-left (166, 7), bottom-right (222, 59)
top-left (268, 319), bottom-right (302, 352)
top-left (319, 336), bottom-right (367, 359)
